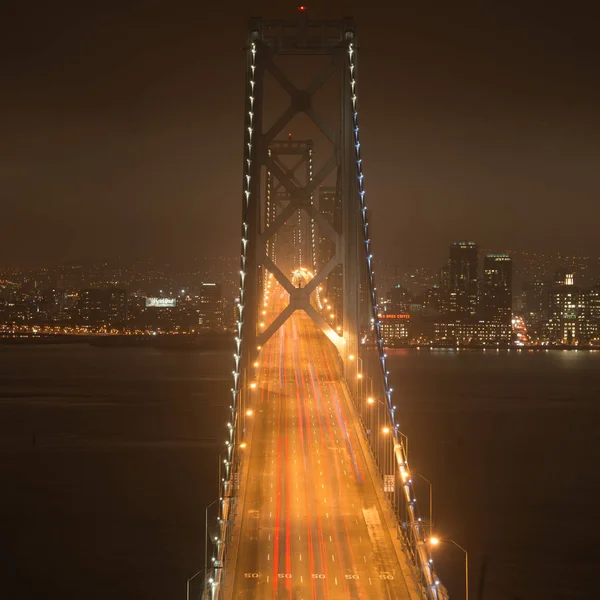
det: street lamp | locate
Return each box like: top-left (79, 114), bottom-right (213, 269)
top-left (413, 473), bottom-right (433, 534)
top-left (186, 568), bottom-right (204, 600)
top-left (380, 426), bottom-right (395, 495)
top-left (397, 430), bottom-right (409, 460)
top-left (429, 537), bottom-right (468, 600)
top-left (237, 381), bottom-right (257, 444)
top-left (204, 499), bottom-right (219, 574)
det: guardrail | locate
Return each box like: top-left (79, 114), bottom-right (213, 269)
top-left (347, 372), bottom-right (449, 600)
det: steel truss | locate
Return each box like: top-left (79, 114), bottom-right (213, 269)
top-left (239, 15), bottom-right (360, 369)
top-left (265, 138), bottom-right (314, 275)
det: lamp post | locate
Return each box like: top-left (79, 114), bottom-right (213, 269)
top-left (413, 473), bottom-right (433, 535)
top-left (186, 568), bottom-right (204, 600)
top-left (429, 537), bottom-right (468, 600)
top-left (381, 426), bottom-right (395, 497)
top-left (204, 498), bottom-right (219, 575)
top-left (351, 354), bottom-right (363, 406)
top-left (367, 397), bottom-right (407, 465)
top-left (362, 374), bottom-right (373, 423)
top-left (237, 381), bottom-right (257, 444)
top-left (397, 430), bottom-right (409, 460)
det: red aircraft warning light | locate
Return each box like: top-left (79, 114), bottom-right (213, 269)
top-left (298, 5), bottom-right (306, 11)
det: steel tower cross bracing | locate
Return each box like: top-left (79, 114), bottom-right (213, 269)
top-left (238, 15), bottom-right (360, 377)
top-left (220, 14), bottom-right (447, 600)
top-left (265, 139), bottom-right (314, 271)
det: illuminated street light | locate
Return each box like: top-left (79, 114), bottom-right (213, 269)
top-left (239, 442), bottom-right (247, 449)
top-left (253, 361), bottom-right (259, 367)
top-left (249, 382), bottom-right (257, 389)
top-left (429, 538), bottom-right (469, 600)
top-left (414, 472), bottom-right (433, 533)
top-left (382, 427), bottom-right (390, 434)
top-left (349, 354), bottom-right (355, 360)
top-left (186, 568), bottom-right (204, 600)
top-left (367, 397), bottom-right (374, 404)
top-left (246, 409), bottom-right (253, 416)
top-left (357, 373), bottom-right (363, 379)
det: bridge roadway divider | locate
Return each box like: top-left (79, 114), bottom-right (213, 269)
top-left (339, 379), bottom-right (425, 600)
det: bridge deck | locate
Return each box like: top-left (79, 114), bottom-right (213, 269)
top-left (228, 283), bottom-right (413, 599)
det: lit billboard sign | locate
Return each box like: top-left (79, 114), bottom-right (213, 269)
top-left (146, 297), bottom-right (176, 308)
top-left (379, 313), bottom-right (410, 320)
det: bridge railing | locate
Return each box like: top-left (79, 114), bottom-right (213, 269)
top-left (342, 33), bottom-right (448, 599)
top-left (199, 369), bottom-right (253, 600)
top-left (344, 346), bottom-right (448, 600)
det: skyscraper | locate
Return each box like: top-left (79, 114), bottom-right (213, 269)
top-left (481, 254), bottom-right (513, 324)
top-left (521, 281), bottom-right (549, 325)
top-left (198, 282), bottom-right (223, 329)
top-left (448, 241), bottom-right (478, 317)
top-left (388, 284), bottom-right (411, 313)
top-left (79, 288), bottom-right (127, 326)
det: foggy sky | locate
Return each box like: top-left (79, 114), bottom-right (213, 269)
top-left (1, 0), bottom-right (599, 268)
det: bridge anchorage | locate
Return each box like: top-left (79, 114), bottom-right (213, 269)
top-left (197, 12), bottom-right (449, 600)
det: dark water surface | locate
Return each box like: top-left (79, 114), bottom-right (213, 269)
top-left (0, 345), bottom-right (230, 600)
top-left (1, 346), bottom-right (598, 599)
top-left (391, 348), bottom-right (600, 600)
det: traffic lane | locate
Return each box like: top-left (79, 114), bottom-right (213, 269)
top-left (297, 313), bottom-right (366, 599)
top-left (326, 393), bottom-right (411, 594)
top-left (289, 316), bottom-right (328, 600)
top-left (303, 314), bottom-right (411, 599)
top-left (231, 335), bottom-right (277, 598)
top-left (232, 301), bottom-right (411, 599)
top-left (233, 317), bottom-right (289, 597)
top-left (297, 314), bottom-right (348, 598)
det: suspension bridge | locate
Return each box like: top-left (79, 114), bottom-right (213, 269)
top-left (196, 13), bottom-right (449, 600)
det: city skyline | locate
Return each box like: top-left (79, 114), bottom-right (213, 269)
top-left (2, 9), bottom-right (599, 600)
top-left (3, 236), bottom-right (600, 347)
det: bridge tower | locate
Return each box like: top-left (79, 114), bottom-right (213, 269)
top-left (265, 138), bottom-right (315, 275)
top-left (201, 12), bottom-right (449, 600)
top-left (238, 13), bottom-right (362, 379)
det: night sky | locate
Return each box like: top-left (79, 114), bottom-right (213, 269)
top-left (2, 0), bottom-right (598, 268)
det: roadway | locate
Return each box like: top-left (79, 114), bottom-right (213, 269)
top-left (229, 278), bottom-right (412, 599)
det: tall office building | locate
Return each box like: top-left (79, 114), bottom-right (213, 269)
top-left (198, 282), bottom-right (223, 329)
top-left (547, 274), bottom-right (580, 343)
top-left (387, 284), bottom-right (412, 313)
top-left (580, 284), bottom-right (600, 342)
top-left (521, 281), bottom-right (549, 325)
top-left (481, 254), bottom-right (512, 324)
top-left (79, 288), bottom-right (128, 326)
top-left (448, 241), bottom-right (478, 317)
top-left (547, 275), bottom-right (599, 343)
